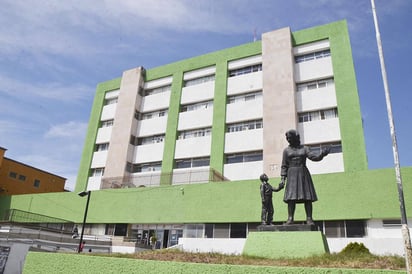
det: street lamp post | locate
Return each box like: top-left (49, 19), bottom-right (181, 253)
top-left (371, 0), bottom-right (412, 271)
top-left (77, 190), bottom-right (91, 253)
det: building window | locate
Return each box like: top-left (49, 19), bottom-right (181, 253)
top-left (178, 128), bottom-right (211, 140)
top-left (346, 220), bottom-right (366, 238)
top-left (204, 224), bottom-right (214, 238)
top-left (298, 108), bottom-right (338, 123)
top-left (227, 120), bottom-right (263, 133)
top-left (101, 119), bottom-right (114, 128)
top-left (324, 220), bottom-right (345, 238)
top-left (33, 179), bottom-right (40, 188)
top-left (214, 223), bottom-right (230, 238)
top-left (230, 223), bottom-right (247, 238)
top-left (9, 172), bottom-right (17, 179)
top-left (91, 168), bottom-right (104, 177)
top-left (138, 109), bottom-right (168, 120)
top-left (320, 220), bottom-right (366, 238)
top-left (175, 157), bottom-right (210, 169)
top-left (136, 135), bottom-right (165, 145)
top-left (184, 75), bottom-right (215, 87)
top-left (184, 224), bottom-right (204, 238)
top-left (181, 101), bottom-right (213, 112)
top-left (18, 175), bottom-right (26, 181)
top-left (141, 85), bottom-right (171, 96)
top-left (227, 91), bottom-right (262, 104)
top-left (229, 64), bottom-right (262, 77)
top-left (225, 151), bottom-right (263, 164)
top-left (130, 162), bottom-right (162, 173)
top-left (104, 98), bottom-right (118, 105)
top-left (297, 78), bottom-right (334, 92)
top-left (295, 49), bottom-right (331, 63)
top-left (382, 219), bottom-right (401, 227)
top-left (96, 143), bottom-right (109, 151)
top-left (308, 142), bottom-right (342, 154)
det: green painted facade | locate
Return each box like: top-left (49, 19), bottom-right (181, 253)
top-left (75, 20), bottom-right (367, 193)
top-left (292, 20), bottom-right (368, 172)
top-left (243, 231), bottom-right (329, 258)
top-left (1, 20), bottom-right (405, 227)
top-left (1, 167), bottom-right (411, 224)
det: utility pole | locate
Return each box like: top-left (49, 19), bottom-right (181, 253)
top-left (370, 0), bottom-right (412, 272)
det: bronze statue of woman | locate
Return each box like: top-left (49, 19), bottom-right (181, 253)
top-left (280, 129), bottom-right (330, 225)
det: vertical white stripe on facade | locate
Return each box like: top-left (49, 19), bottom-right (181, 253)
top-left (144, 76), bottom-right (173, 89)
top-left (228, 55), bottom-right (262, 69)
top-left (183, 66), bottom-right (216, 80)
top-left (140, 90), bottom-right (171, 112)
top-left (293, 40), bottom-right (330, 55)
top-left (181, 81), bottom-right (215, 105)
top-left (227, 71), bottom-right (262, 95)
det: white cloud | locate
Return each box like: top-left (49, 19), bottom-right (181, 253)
top-left (0, 75), bottom-right (93, 102)
top-left (45, 121), bottom-right (88, 138)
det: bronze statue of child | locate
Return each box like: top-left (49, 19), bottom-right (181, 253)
top-left (260, 173), bottom-right (284, 225)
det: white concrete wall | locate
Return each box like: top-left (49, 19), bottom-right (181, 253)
top-left (175, 136), bottom-right (211, 158)
top-left (228, 55), bottom-right (262, 70)
top-left (178, 238), bottom-right (246, 255)
top-left (140, 90), bottom-right (171, 112)
top-left (293, 40), bottom-right (330, 55)
top-left (227, 71), bottom-right (263, 95)
top-left (145, 76), bottom-right (173, 89)
top-left (183, 66), bottom-right (216, 80)
top-left (306, 153), bottom-right (344, 174)
top-left (105, 89), bottom-right (120, 99)
top-left (181, 81), bottom-right (215, 105)
top-left (223, 161), bottom-right (263, 181)
top-left (129, 172), bottom-right (162, 187)
top-left (327, 238), bottom-right (404, 256)
top-left (367, 219), bottom-right (405, 238)
top-left (111, 246), bottom-right (137, 254)
top-left (226, 98), bottom-right (263, 123)
top-left (296, 86), bottom-right (337, 112)
top-left (178, 108), bottom-right (213, 130)
top-left (172, 167), bottom-right (211, 185)
top-left (294, 57), bottom-right (333, 82)
top-left (224, 129), bottom-right (263, 153)
top-left (100, 103), bottom-right (117, 121)
top-left (87, 176), bottom-right (102, 191)
top-left (298, 118), bottom-right (341, 144)
top-left (133, 143), bottom-right (164, 163)
top-left (90, 151), bottom-right (108, 168)
top-left (136, 116), bottom-right (168, 137)
top-left (96, 127), bottom-right (112, 144)
top-left (177, 229), bottom-right (409, 256)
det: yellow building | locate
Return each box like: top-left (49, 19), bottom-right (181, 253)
top-left (0, 147), bottom-right (66, 195)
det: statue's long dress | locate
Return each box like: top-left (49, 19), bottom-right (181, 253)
top-left (281, 145), bottom-right (325, 203)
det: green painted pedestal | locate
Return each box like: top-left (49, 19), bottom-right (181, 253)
top-left (242, 231), bottom-right (329, 259)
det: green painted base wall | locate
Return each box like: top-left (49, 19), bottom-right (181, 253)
top-left (22, 252), bottom-right (405, 274)
top-left (0, 167), bottom-right (411, 224)
top-left (243, 231), bottom-right (329, 259)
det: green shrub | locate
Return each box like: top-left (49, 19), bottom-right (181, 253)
top-left (339, 242), bottom-right (371, 256)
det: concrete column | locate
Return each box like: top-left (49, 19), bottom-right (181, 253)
top-left (262, 27), bottom-right (296, 178)
top-left (103, 67), bottom-right (145, 181)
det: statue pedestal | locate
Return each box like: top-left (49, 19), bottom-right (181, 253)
top-left (243, 225), bottom-right (329, 259)
top-left (257, 224), bottom-right (316, 232)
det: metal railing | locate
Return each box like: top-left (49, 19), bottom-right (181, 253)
top-left (101, 168), bottom-right (228, 189)
top-left (0, 224), bottom-right (112, 253)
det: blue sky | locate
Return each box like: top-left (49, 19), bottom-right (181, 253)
top-left (0, 0), bottom-right (411, 191)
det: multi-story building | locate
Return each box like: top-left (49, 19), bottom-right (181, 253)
top-left (77, 20), bottom-right (366, 192)
top-left (1, 20), bottom-right (411, 255)
top-left (0, 147), bottom-right (66, 195)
